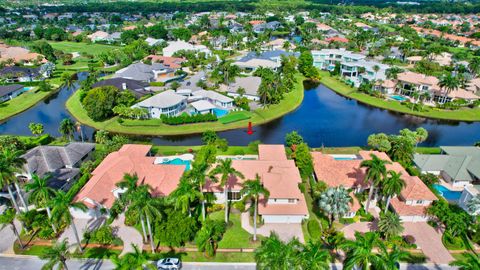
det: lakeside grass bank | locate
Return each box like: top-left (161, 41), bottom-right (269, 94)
top-left (66, 74), bottom-right (306, 136)
top-left (319, 71), bottom-right (480, 122)
top-left (0, 87), bottom-right (60, 122)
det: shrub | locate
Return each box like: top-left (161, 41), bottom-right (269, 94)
top-left (37, 227), bottom-right (55, 240)
top-left (232, 201), bottom-right (246, 212)
top-left (208, 204), bottom-right (224, 212)
top-left (307, 219), bottom-right (321, 240)
top-left (149, 81), bottom-right (165, 87)
top-left (86, 226), bottom-right (116, 245)
top-left (339, 218), bottom-right (355, 225)
top-left (161, 113), bottom-right (217, 125)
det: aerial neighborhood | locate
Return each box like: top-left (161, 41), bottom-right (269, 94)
top-left (1, 0), bottom-right (480, 269)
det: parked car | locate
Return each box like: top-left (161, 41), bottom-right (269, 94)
top-left (157, 258), bottom-right (181, 270)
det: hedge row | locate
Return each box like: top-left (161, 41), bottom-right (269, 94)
top-left (161, 113), bottom-right (217, 125)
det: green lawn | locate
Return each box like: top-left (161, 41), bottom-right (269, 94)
top-left (210, 210), bottom-right (262, 249)
top-left (66, 74), bottom-right (306, 136)
top-left (319, 71), bottom-right (480, 122)
top-left (150, 145), bottom-right (258, 156)
top-left (0, 88), bottom-right (52, 121)
top-left (219, 112), bottom-right (251, 124)
top-left (48, 41), bottom-right (121, 56)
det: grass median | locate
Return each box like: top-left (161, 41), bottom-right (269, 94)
top-left (319, 71), bottom-right (480, 122)
top-left (66, 74), bottom-right (306, 135)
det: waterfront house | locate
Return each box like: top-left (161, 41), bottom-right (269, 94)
top-left (0, 66), bottom-right (42, 82)
top-left (312, 49), bottom-right (366, 71)
top-left (192, 89), bottom-right (233, 108)
top-left (340, 60), bottom-right (390, 87)
top-left (20, 143), bottom-right (95, 191)
top-left (221, 76), bottom-right (261, 101)
top-left (205, 145), bottom-right (309, 223)
top-left (312, 151), bottom-right (437, 222)
top-left (0, 84), bottom-right (25, 102)
top-left (132, 90), bottom-right (187, 118)
top-left (414, 146), bottom-right (480, 187)
top-left (459, 186), bottom-right (480, 215)
top-left (113, 62), bottom-right (177, 83)
top-left (92, 78), bottom-right (152, 98)
top-left (73, 144), bottom-right (185, 218)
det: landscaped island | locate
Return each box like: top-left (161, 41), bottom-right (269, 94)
top-left (66, 74), bottom-right (306, 136)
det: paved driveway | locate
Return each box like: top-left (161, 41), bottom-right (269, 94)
top-left (240, 212), bottom-right (304, 243)
top-left (179, 70), bottom-right (206, 91)
top-left (111, 214), bottom-right (143, 255)
top-left (403, 222), bottom-right (453, 265)
top-left (0, 220), bottom-right (22, 254)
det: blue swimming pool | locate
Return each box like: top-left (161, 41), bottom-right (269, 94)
top-left (390, 95), bottom-right (407, 102)
top-left (213, 108), bottom-right (229, 117)
top-left (433, 184), bottom-right (462, 201)
top-left (334, 157), bottom-right (356, 161)
top-left (160, 158), bottom-right (191, 171)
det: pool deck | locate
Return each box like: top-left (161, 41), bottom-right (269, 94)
top-left (438, 180), bottom-right (464, 191)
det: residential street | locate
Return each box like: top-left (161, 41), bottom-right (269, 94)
top-left (0, 255), bottom-right (458, 270)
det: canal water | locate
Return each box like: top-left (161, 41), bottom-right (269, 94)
top-left (1, 77), bottom-right (480, 147)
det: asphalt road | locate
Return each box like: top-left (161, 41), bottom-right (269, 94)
top-left (0, 256), bottom-right (459, 270)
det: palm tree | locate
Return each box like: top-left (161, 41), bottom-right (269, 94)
top-left (382, 170), bottom-right (405, 213)
top-left (466, 194), bottom-right (480, 215)
top-left (129, 185), bottom-right (162, 253)
top-left (378, 212), bottom-right (404, 240)
top-left (240, 174), bottom-right (269, 241)
top-left (318, 186), bottom-right (351, 227)
top-left (25, 174), bottom-right (58, 232)
top-left (110, 244), bottom-right (155, 270)
top-left (115, 173), bottom-right (140, 205)
top-left (0, 208), bottom-right (23, 249)
top-left (373, 65), bottom-right (380, 80)
top-left (59, 118), bottom-right (75, 141)
top-left (60, 72), bottom-right (75, 90)
top-left (438, 74), bottom-right (460, 104)
top-left (0, 148), bottom-right (28, 211)
top-left (255, 232), bottom-right (301, 270)
top-left (450, 253), bottom-right (480, 270)
top-left (170, 177), bottom-right (202, 217)
top-left (376, 245), bottom-right (410, 270)
top-left (360, 154), bottom-right (390, 210)
top-left (50, 191), bottom-right (87, 252)
top-left (341, 232), bottom-right (383, 270)
top-left (298, 240), bottom-right (330, 270)
top-left (209, 158), bottom-right (244, 223)
top-left (40, 239), bottom-right (71, 270)
top-left (195, 219), bottom-right (226, 257)
top-left (468, 57), bottom-right (480, 78)
top-left (188, 162), bottom-right (210, 221)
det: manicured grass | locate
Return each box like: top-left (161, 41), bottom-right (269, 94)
top-left (219, 112), bottom-right (251, 124)
top-left (319, 71), bottom-right (480, 122)
top-left (416, 147), bottom-right (442, 154)
top-left (149, 251), bottom-right (255, 262)
top-left (0, 88), bottom-right (52, 121)
top-left (48, 41), bottom-right (121, 56)
top-left (66, 74), bottom-right (306, 135)
top-left (150, 145), bottom-right (258, 156)
top-left (311, 146), bottom-right (364, 154)
top-left (210, 211), bottom-right (262, 249)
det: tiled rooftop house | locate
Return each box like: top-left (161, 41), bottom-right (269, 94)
top-left (204, 145), bottom-right (309, 223)
top-left (312, 151), bottom-right (437, 222)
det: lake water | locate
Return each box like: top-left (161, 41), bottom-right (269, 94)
top-left (1, 77), bottom-right (480, 147)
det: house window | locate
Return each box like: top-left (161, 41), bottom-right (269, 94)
top-left (416, 200), bottom-right (423, 204)
top-left (288, 199), bottom-right (296, 203)
top-left (228, 191), bottom-right (241, 201)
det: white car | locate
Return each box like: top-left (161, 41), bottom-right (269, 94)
top-left (156, 258), bottom-right (181, 270)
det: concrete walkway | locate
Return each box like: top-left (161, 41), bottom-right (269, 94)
top-left (111, 214), bottom-right (143, 255)
top-left (0, 220), bottom-right (22, 254)
top-left (58, 218), bottom-right (91, 252)
top-left (240, 211), bottom-right (304, 243)
top-left (341, 221), bottom-right (454, 264)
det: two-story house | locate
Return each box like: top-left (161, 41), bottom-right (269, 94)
top-left (312, 49), bottom-right (366, 71)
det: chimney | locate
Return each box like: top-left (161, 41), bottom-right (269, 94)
top-left (122, 82), bottom-right (127, 90)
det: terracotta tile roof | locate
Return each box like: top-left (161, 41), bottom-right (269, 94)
top-left (390, 197), bottom-right (428, 216)
top-left (311, 152), bottom-right (366, 188)
top-left (249, 20), bottom-right (265, 25)
top-left (397, 71), bottom-right (440, 89)
top-left (325, 36), bottom-right (349, 43)
top-left (144, 55), bottom-right (185, 69)
top-left (0, 44), bottom-right (46, 63)
top-left (74, 144), bottom-right (185, 209)
top-left (258, 145), bottom-right (288, 161)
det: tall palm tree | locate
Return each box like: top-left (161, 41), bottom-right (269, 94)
top-left (360, 154), bottom-right (390, 210)
top-left (115, 173), bottom-right (140, 205)
top-left (438, 74), bottom-right (460, 104)
top-left (378, 212), bottom-right (404, 240)
top-left (376, 245), bottom-right (410, 270)
top-left (50, 191), bottom-right (87, 253)
top-left (209, 158), bottom-right (244, 223)
top-left (341, 232), bottom-right (383, 270)
top-left (240, 174), bottom-right (269, 241)
top-left (0, 148), bottom-right (28, 211)
top-left (129, 185), bottom-right (162, 253)
top-left (170, 177), bottom-right (202, 217)
top-left (0, 208), bottom-right (23, 249)
top-left (25, 174), bottom-right (58, 232)
top-left (298, 240), bottom-right (330, 270)
top-left (450, 253), bottom-right (480, 270)
top-left (255, 232), bottom-right (302, 270)
top-left (110, 244), bottom-right (155, 270)
top-left (40, 239), bottom-right (71, 270)
top-left (188, 162), bottom-right (210, 221)
top-left (382, 170), bottom-right (406, 213)
top-left (59, 118), bottom-right (75, 141)
top-left (60, 72), bottom-right (75, 90)
top-left (468, 57), bottom-right (480, 78)
top-left (318, 186), bottom-right (351, 227)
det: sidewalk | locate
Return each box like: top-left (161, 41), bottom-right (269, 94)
top-left (240, 211), bottom-right (305, 243)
